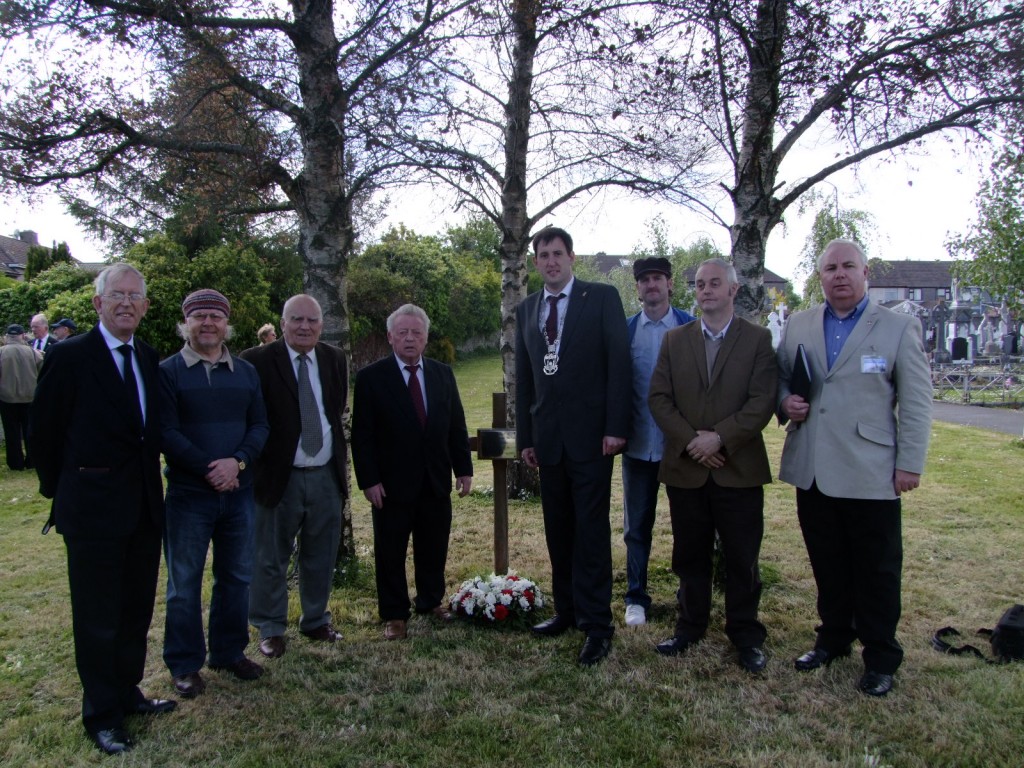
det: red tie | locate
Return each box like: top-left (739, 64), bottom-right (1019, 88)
top-left (405, 364), bottom-right (427, 428)
top-left (545, 294), bottom-right (564, 345)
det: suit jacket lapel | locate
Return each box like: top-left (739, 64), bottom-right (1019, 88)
top-left (560, 280), bottom-right (588, 349)
top-left (524, 292), bottom-right (547, 359)
top-left (87, 328), bottom-right (140, 431)
top-left (273, 343), bottom-right (299, 402)
top-left (685, 322), bottom-right (710, 391)
top-left (709, 320), bottom-right (742, 388)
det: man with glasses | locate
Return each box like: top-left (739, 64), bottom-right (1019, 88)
top-left (31, 264), bottom-right (173, 755)
top-left (159, 289), bottom-right (269, 699)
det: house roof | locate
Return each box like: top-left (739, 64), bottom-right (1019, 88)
top-left (585, 253), bottom-right (792, 287)
top-left (0, 233), bottom-right (33, 278)
top-left (869, 260), bottom-right (952, 288)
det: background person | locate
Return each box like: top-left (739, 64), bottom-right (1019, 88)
top-left (50, 317), bottom-right (77, 341)
top-left (0, 324), bottom-right (43, 471)
top-left (29, 313), bottom-right (56, 353)
top-left (257, 323), bottom-right (277, 345)
top-left (777, 238), bottom-right (933, 697)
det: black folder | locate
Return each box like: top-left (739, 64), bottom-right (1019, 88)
top-left (790, 343), bottom-right (812, 400)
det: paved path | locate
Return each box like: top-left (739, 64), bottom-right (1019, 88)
top-left (931, 401), bottom-right (1024, 436)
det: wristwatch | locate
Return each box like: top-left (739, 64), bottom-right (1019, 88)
top-left (235, 456), bottom-right (247, 471)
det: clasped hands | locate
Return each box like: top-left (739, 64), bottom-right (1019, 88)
top-left (205, 457), bottom-right (240, 493)
top-left (687, 430), bottom-right (725, 469)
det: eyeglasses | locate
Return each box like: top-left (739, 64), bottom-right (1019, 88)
top-left (188, 313), bottom-right (228, 323)
top-left (103, 291), bottom-right (145, 303)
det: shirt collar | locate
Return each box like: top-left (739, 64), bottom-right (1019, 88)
top-left (394, 353), bottom-right (424, 370)
top-left (544, 276), bottom-right (574, 301)
top-left (640, 306), bottom-right (673, 327)
top-left (701, 316), bottom-right (733, 340)
top-left (97, 320), bottom-right (134, 351)
top-left (825, 293), bottom-right (870, 322)
top-left (180, 342), bottom-right (233, 370)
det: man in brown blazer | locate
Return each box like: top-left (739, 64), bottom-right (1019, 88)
top-left (647, 258), bottom-right (777, 673)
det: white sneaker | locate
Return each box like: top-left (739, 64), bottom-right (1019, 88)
top-left (624, 604), bottom-right (647, 627)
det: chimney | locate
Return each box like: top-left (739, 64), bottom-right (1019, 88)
top-left (16, 230), bottom-right (39, 246)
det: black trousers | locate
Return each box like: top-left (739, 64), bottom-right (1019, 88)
top-left (63, 512), bottom-right (162, 734)
top-left (797, 483), bottom-right (904, 674)
top-left (372, 484), bottom-right (452, 621)
top-left (666, 480), bottom-right (767, 648)
top-left (0, 400), bottom-right (31, 470)
top-left (538, 454), bottom-right (614, 638)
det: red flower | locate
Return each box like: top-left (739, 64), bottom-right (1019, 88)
top-left (524, 589), bottom-right (535, 605)
top-left (494, 604), bottom-right (510, 621)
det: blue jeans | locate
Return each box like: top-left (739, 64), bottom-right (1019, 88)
top-left (163, 485), bottom-right (255, 676)
top-left (622, 455), bottom-right (662, 610)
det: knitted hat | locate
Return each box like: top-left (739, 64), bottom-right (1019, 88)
top-left (182, 289), bottom-right (230, 318)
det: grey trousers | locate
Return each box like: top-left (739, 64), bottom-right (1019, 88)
top-left (249, 465), bottom-right (342, 637)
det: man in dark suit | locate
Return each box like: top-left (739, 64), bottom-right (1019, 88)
top-left (351, 303), bottom-right (473, 641)
top-left (647, 258), bottom-right (778, 673)
top-left (778, 239), bottom-right (932, 697)
top-left (515, 226), bottom-right (631, 667)
top-left (29, 313), bottom-right (57, 353)
top-left (31, 263), bottom-right (175, 755)
top-left (240, 294), bottom-right (348, 660)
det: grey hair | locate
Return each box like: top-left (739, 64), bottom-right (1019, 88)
top-left (696, 258), bottom-right (738, 285)
top-left (177, 322), bottom-right (234, 342)
top-left (94, 263), bottom-right (147, 297)
top-left (817, 239), bottom-right (868, 270)
top-left (281, 293), bottom-right (323, 323)
top-left (386, 303), bottom-right (431, 334)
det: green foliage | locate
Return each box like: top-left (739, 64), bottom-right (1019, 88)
top-left (23, 241), bottom-right (72, 281)
top-left (0, 261), bottom-right (92, 328)
top-left (122, 233), bottom-right (274, 357)
top-left (949, 144), bottom-right (1024, 311)
top-left (796, 192), bottom-right (877, 305)
top-left (444, 215), bottom-right (502, 270)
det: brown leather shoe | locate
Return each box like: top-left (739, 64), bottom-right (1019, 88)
top-left (384, 619), bottom-right (408, 640)
top-left (258, 635), bottom-right (286, 659)
top-left (209, 656), bottom-right (264, 681)
top-left (430, 605), bottom-right (454, 622)
top-left (301, 623), bottom-right (342, 643)
top-left (172, 671), bottom-right (206, 699)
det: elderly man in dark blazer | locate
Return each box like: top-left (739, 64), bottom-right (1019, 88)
top-left (352, 303), bottom-right (473, 641)
top-left (648, 258), bottom-right (777, 673)
top-left (778, 239), bottom-right (932, 697)
top-left (240, 294), bottom-right (348, 660)
top-left (515, 226), bottom-right (632, 667)
top-left (31, 263), bottom-right (174, 755)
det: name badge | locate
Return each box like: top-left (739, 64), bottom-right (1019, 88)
top-left (861, 355), bottom-right (887, 374)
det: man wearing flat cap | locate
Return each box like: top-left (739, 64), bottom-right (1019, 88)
top-left (51, 317), bottom-right (78, 341)
top-left (1, 324), bottom-right (43, 471)
top-left (621, 258), bottom-right (694, 627)
top-left (159, 289), bottom-right (269, 699)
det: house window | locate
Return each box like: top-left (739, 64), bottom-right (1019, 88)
top-left (939, 288), bottom-right (951, 300)
top-left (907, 288), bottom-right (923, 301)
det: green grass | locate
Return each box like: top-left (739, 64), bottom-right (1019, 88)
top-left (2, 351), bottom-right (1023, 767)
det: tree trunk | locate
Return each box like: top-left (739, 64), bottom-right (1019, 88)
top-left (729, 0), bottom-right (788, 321)
top-left (501, 0), bottom-right (542, 497)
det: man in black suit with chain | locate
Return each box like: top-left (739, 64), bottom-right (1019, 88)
top-left (31, 264), bottom-right (174, 755)
top-left (515, 226), bottom-right (632, 666)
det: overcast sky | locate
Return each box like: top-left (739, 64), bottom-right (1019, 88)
top-left (3, 135), bottom-right (986, 293)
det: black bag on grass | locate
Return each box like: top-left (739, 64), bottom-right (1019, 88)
top-left (932, 604), bottom-right (1024, 664)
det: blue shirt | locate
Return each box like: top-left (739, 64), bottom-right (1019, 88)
top-left (626, 308), bottom-right (682, 461)
top-left (823, 294), bottom-right (870, 370)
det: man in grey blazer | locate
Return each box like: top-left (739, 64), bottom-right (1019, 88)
top-left (648, 259), bottom-right (777, 673)
top-left (515, 226), bottom-right (631, 667)
top-left (778, 239), bottom-right (932, 697)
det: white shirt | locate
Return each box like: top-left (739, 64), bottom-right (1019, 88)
top-left (97, 321), bottom-right (147, 424)
top-left (286, 344), bottom-right (334, 467)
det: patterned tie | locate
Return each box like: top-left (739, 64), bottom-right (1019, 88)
top-left (405, 364), bottom-right (427, 429)
top-left (297, 353), bottom-right (324, 456)
top-left (545, 294), bottom-right (564, 345)
top-left (117, 344), bottom-right (144, 427)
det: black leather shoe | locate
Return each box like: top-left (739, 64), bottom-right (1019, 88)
top-left (794, 646), bottom-right (851, 671)
top-left (173, 671), bottom-right (206, 699)
top-left (133, 698), bottom-right (178, 715)
top-left (578, 636), bottom-right (612, 667)
top-left (91, 727), bottom-right (134, 755)
top-left (210, 656), bottom-right (264, 680)
top-left (655, 635), bottom-right (698, 657)
top-left (532, 615), bottom-right (574, 637)
top-left (858, 670), bottom-right (894, 697)
top-left (738, 646), bottom-right (768, 673)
